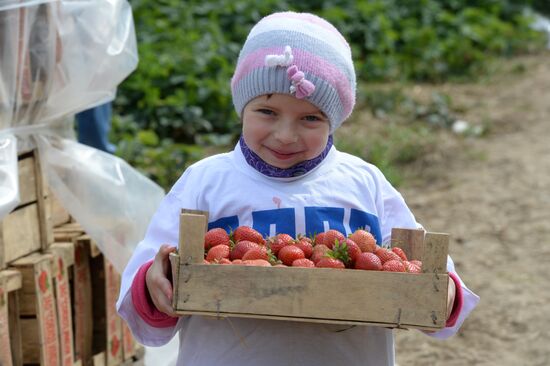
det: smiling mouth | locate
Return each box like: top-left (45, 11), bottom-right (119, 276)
top-left (267, 147), bottom-right (300, 160)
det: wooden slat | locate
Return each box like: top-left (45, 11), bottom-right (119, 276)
top-left (50, 245), bottom-right (76, 366)
top-left (73, 240), bottom-right (93, 365)
top-left (0, 203), bottom-right (42, 268)
top-left (105, 259), bottom-right (122, 366)
top-left (17, 155), bottom-right (38, 205)
top-left (422, 232), bottom-right (449, 274)
top-left (178, 212), bottom-right (207, 265)
top-left (48, 191), bottom-right (71, 227)
top-left (391, 228), bottom-right (425, 261)
top-left (173, 262), bottom-right (448, 330)
top-left (12, 253), bottom-right (60, 366)
top-left (0, 274), bottom-right (14, 366)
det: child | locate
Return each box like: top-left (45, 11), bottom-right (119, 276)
top-left (117, 11), bottom-right (479, 365)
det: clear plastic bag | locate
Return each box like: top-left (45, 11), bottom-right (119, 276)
top-left (0, 0), bottom-right (165, 273)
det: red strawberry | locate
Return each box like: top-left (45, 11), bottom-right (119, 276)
top-left (342, 238), bottom-right (361, 265)
top-left (382, 259), bottom-right (406, 272)
top-left (314, 232), bottom-right (326, 246)
top-left (231, 259), bottom-right (243, 265)
top-left (206, 244), bottom-right (230, 262)
top-left (293, 237), bottom-right (313, 258)
top-left (403, 261), bottom-right (422, 273)
top-left (315, 257), bottom-right (345, 269)
top-left (243, 259), bottom-right (271, 267)
top-left (349, 229), bottom-right (377, 253)
top-left (291, 258), bottom-right (315, 267)
top-left (242, 246), bottom-right (269, 261)
top-left (268, 233), bottom-right (294, 255)
top-left (322, 229), bottom-right (346, 249)
top-left (410, 260), bottom-right (423, 268)
top-left (375, 247), bottom-right (402, 264)
top-left (230, 240), bottom-right (261, 260)
top-left (217, 258), bottom-right (232, 265)
top-left (391, 247), bottom-right (408, 262)
top-left (278, 245), bottom-right (305, 266)
top-left (204, 228), bottom-right (230, 250)
top-left (311, 244), bottom-right (330, 264)
top-left (233, 226), bottom-right (265, 245)
top-left (355, 252), bottom-right (382, 271)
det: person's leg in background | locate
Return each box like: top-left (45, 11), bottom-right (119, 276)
top-left (76, 101), bottom-right (116, 153)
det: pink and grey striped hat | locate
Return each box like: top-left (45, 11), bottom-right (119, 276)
top-left (231, 11), bottom-right (357, 133)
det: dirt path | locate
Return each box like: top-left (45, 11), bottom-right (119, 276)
top-left (394, 53), bottom-right (550, 365)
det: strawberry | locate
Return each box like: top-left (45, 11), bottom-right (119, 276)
top-left (233, 226), bottom-right (265, 245)
top-left (217, 258), bottom-right (232, 265)
top-left (322, 229), bottom-right (346, 249)
top-left (315, 257), bottom-right (345, 269)
top-left (391, 247), bottom-right (408, 262)
top-left (311, 244), bottom-right (330, 264)
top-left (314, 232), bottom-right (326, 246)
top-left (349, 229), bottom-right (377, 253)
top-left (278, 245), bottom-right (305, 266)
top-left (268, 233), bottom-right (294, 255)
top-left (243, 259), bottom-right (271, 267)
top-left (342, 238), bottom-right (361, 265)
top-left (291, 258), bottom-right (315, 268)
top-left (242, 246), bottom-right (269, 261)
top-left (231, 259), bottom-right (243, 265)
top-left (410, 260), bottom-right (423, 268)
top-left (355, 252), bottom-right (382, 271)
top-left (293, 236), bottom-right (313, 258)
top-left (204, 228), bottom-right (230, 250)
top-left (382, 259), bottom-right (406, 272)
top-left (230, 240), bottom-right (261, 260)
top-left (206, 244), bottom-right (230, 262)
top-left (375, 247), bottom-right (402, 264)
top-left (403, 260), bottom-right (422, 273)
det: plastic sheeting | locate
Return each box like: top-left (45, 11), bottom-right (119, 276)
top-left (0, 0), bottom-right (165, 273)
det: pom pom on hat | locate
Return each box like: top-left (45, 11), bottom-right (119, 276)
top-left (231, 12), bottom-right (357, 133)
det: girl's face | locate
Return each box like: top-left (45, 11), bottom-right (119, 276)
top-left (242, 94), bottom-right (330, 169)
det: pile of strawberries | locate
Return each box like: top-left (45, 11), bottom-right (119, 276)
top-left (203, 226), bottom-right (422, 273)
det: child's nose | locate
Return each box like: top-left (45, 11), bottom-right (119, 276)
top-left (274, 120), bottom-right (298, 144)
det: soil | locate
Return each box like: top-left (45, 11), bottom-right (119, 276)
top-left (390, 52), bottom-right (550, 365)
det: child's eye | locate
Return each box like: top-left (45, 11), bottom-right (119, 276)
top-left (303, 115), bottom-right (322, 122)
top-left (257, 108), bottom-right (275, 116)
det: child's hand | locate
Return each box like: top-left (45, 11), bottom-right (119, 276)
top-left (145, 244), bottom-right (178, 316)
top-left (446, 277), bottom-right (456, 320)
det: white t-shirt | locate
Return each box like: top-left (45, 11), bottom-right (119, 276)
top-left (117, 143), bottom-right (479, 366)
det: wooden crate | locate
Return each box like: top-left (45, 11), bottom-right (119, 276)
top-left (11, 252), bottom-right (60, 366)
top-left (0, 269), bottom-right (23, 366)
top-left (0, 150), bottom-right (51, 269)
top-left (170, 211), bottom-right (449, 331)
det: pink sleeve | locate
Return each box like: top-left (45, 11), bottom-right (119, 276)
top-left (445, 272), bottom-right (464, 327)
top-left (130, 260), bottom-right (178, 328)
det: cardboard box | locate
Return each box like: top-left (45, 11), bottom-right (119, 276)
top-left (170, 211), bottom-right (449, 331)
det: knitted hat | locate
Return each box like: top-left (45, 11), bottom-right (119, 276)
top-left (231, 12), bottom-right (356, 133)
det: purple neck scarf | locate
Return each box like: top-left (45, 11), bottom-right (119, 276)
top-left (239, 135), bottom-right (333, 178)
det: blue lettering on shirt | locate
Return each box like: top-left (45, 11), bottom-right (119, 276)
top-left (349, 208), bottom-right (382, 244)
top-left (304, 207), bottom-right (346, 237)
top-left (252, 208), bottom-right (296, 238)
top-left (208, 207), bottom-right (381, 242)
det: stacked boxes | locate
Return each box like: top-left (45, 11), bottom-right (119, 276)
top-left (0, 149), bottom-right (143, 366)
